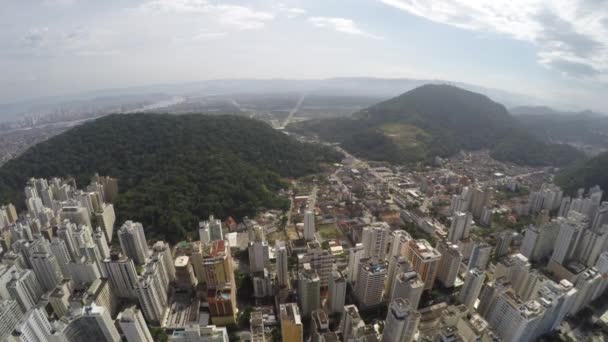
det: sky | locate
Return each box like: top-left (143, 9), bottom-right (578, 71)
top-left (1, 0), bottom-right (607, 111)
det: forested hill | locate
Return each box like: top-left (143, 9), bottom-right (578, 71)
top-left (0, 114), bottom-right (342, 241)
top-left (288, 84), bottom-right (585, 166)
top-left (555, 151), bottom-right (608, 196)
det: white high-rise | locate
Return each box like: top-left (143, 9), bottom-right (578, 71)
top-left (30, 251), bottom-right (63, 292)
top-left (484, 289), bottom-right (544, 342)
top-left (355, 258), bottom-right (387, 308)
top-left (390, 271), bottom-right (424, 309)
top-left (0, 300), bottom-right (24, 340)
top-left (298, 263), bottom-right (320, 317)
top-left (93, 226), bottom-right (111, 260)
top-left (341, 305), bottom-right (365, 342)
top-left (303, 210), bottom-right (316, 241)
top-left (448, 211), bottom-right (472, 243)
top-left (137, 265), bottom-right (169, 324)
top-left (62, 304), bottom-right (121, 342)
top-left (467, 242), bottom-right (492, 272)
top-left (389, 230), bottom-right (412, 258)
top-left (297, 241), bottom-right (334, 287)
top-left (382, 298), bottom-right (420, 342)
top-left (361, 222), bottom-right (389, 259)
top-left (276, 242), bottom-right (289, 288)
top-left (199, 215), bottom-right (223, 243)
top-left (385, 256), bottom-right (410, 299)
top-left (102, 254), bottom-right (139, 299)
top-left (7, 269), bottom-right (43, 312)
top-left (117, 306), bottom-right (154, 342)
top-left (520, 222), bottom-right (559, 262)
top-left (551, 213), bottom-right (585, 265)
top-left (50, 237), bottom-right (72, 279)
top-left (459, 268), bottom-right (485, 310)
top-left (152, 241), bottom-right (176, 282)
top-left (347, 243), bottom-right (365, 283)
top-left (248, 240), bottom-right (269, 274)
top-left (57, 220), bottom-right (79, 260)
top-left (118, 221), bottom-right (149, 266)
top-left (12, 307), bottom-right (54, 342)
top-left (328, 270), bottom-right (346, 314)
top-left (436, 239), bottom-right (462, 288)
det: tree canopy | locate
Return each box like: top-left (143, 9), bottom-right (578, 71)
top-left (0, 113), bottom-right (341, 242)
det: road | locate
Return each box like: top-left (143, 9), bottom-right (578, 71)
top-left (279, 94), bottom-right (306, 129)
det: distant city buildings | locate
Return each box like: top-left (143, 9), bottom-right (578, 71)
top-left (1, 164), bottom-right (607, 342)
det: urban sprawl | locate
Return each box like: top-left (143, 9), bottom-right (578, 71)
top-left (0, 149), bottom-right (608, 342)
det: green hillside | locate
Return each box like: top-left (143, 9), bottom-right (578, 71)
top-left (288, 84), bottom-right (584, 166)
top-left (555, 151), bottom-right (608, 196)
top-left (0, 114), bottom-right (341, 241)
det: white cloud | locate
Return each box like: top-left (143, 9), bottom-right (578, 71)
top-left (274, 3), bottom-right (307, 18)
top-left (22, 27), bottom-right (119, 57)
top-left (43, 0), bottom-right (75, 6)
top-left (138, 0), bottom-right (274, 30)
top-left (24, 27), bottom-right (51, 48)
top-left (308, 17), bottom-right (383, 39)
top-left (379, 0), bottom-right (608, 80)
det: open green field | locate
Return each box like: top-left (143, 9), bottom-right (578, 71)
top-left (317, 223), bottom-right (343, 239)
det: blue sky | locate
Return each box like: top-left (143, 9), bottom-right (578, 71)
top-left (1, 0), bottom-right (607, 111)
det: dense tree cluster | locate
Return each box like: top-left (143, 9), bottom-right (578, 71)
top-left (0, 113), bottom-right (341, 242)
top-left (556, 151), bottom-right (608, 198)
top-left (289, 84), bottom-right (585, 166)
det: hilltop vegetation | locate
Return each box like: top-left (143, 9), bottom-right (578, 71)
top-left (289, 84), bottom-right (584, 166)
top-left (556, 151), bottom-right (608, 196)
top-left (0, 114), bottom-right (341, 241)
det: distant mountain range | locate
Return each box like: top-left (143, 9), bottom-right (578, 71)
top-left (513, 106), bottom-right (608, 155)
top-left (0, 77), bottom-right (583, 124)
top-left (0, 114), bottom-right (341, 241)
top-left (288, 84), bottom-right (585, 166)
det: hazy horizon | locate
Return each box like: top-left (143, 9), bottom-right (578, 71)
top-left (2, 0), bottom-right (607, 112)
